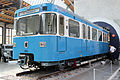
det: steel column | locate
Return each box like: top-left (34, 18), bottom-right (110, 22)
top-left (2, 23), bottom-right (6, 44)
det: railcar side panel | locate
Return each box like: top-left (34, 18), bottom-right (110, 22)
top-left (13, 35), bottom-right (109, 62)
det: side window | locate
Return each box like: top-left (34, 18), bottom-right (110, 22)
top-left (105, 33), bottom-right (107, 42)
top-left (82, 24), bottom-right (86, 39)
top-left (69, 19), bottom-right (79, 38)
top-left (106, 34), bottom-right (108, 42)
top-left (88, 26), bottom-right (90, 39)
top-left (92, 28), bottom-right (97, 41)
top-left (59, 15), bottom-right (64, 35)
top-left (98, 31), bottom-right (102, 41)
top-left (108, 34), bottom-right (110, 42)
top-left (103, 33), bottom-right (106, 42)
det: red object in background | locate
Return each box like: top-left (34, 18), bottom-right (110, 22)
top-left (112, 34), bottom-right (115, 37)
top-left (73, 61), bottom-right (76, 67)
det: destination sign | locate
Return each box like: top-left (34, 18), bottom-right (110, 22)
top-left (19, 8), bottom-right (40, 16)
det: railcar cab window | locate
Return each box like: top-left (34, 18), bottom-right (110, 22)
top-left (98, 31), bottom-right (102, 41)
top-left (92, 28), bottom-right (97, 41)
top-left (59, 15), bottom-right (64, 35)
top-left (16, 15), bottom-right (39, 36)
top-left (40, 13), bottom-right (57, 34)
top-left (69, 19), bottom-right (79, 38)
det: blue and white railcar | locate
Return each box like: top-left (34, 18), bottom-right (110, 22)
top-left (13, 3), bottom-right (109, 69)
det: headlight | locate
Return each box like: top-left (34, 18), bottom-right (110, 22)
top-left (24, 41), bottom-right (28, 48)
top-left (13, 43), bottom-right (16, 47)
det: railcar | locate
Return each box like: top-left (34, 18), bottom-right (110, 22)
top-left (13, 3), bottom-right (109, 69)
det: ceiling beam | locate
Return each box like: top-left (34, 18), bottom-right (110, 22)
top-left (0, 18), bottom-right (13, 23)
top-left (0, 9), bottom-right (14, 16)
top-left (64, 0), bottom-right (74, 12)
top-left (0, 0), bottom-right (30, 25)
top-left (0, 13), bottom-right (14, 20)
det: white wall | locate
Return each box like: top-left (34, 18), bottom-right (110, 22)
top-left (74, 0), bottom-right (120, 39)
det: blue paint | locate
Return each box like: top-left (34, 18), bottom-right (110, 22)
top-left (13, 3), bottom-right (109, 62)
top-left (13, 36), bottom-right (109, 61)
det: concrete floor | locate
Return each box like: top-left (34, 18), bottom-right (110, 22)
top-left (0, 60), bottom-right (120, 80)
top-left (0, 61), bottom-right (23, 78)
top-left (69, 61), bottom-right (120, 80)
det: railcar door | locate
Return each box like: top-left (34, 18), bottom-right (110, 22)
top-left (81, 24), bottom-right (88, 56)
top-left (86, 26), bottom-right (91, 56)
top-left (57, 15), bottom-right (67, 52)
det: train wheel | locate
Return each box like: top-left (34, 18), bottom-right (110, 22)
top-left (58, 63), bottom-right (65, 71)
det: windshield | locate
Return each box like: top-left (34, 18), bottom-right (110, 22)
top-left (40, 13), bottom-right (57, 34)
top-left (16, 15), bottom-right (39, 36)
top-left (16, 13), bottom-right (57, 36)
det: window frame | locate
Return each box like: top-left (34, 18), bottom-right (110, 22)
top-left (92, 27), bottom-right (97, 41)
top-left (87, 26), bottom-right (91, 40)
top-left (39, 13), bottom-right (57, 35)
top-left (81, 24), bottom-right (86, 39)
top-left (16, 14), bottom-right (40, 36)
top-left (103, 32), bottom-right (105, 42)
top-left (103, 32), bottom-right (108, 43)
top-left (68, 19), bottom-right (80, 38)
top-left (98, 30), bottom-right (102, 42)
top-left (59, 15), bottom-right (64, 36)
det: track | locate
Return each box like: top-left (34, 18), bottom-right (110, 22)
top-left (16, 66), bottom-right (76, 79)
top-left (16, 57), bottom-right (106, 80)
top-left (37, 66), bottom-right (77, 80)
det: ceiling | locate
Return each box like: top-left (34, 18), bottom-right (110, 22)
top-left (0, 0), bottom-right (30, 26)
top-left (64, 0), bottom-right (74, 12)
top-left (0, 0), bottom-right (74, 28)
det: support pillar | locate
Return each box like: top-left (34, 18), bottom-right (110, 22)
top-left (8, 29), bottom-right (10, 44)
top-left (11, 29), bottom-right (12, 44)
top-left (2, 23), bottom-right (6, 44)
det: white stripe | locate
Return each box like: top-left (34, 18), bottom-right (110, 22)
top-left (107, 67), bottom-right (120, 80)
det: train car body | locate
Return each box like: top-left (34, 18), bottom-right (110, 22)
top-left (13, 3), bottom-right (109, 69)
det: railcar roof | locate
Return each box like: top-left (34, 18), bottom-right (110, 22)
top-left (15, 3), bottom-right (108, 33)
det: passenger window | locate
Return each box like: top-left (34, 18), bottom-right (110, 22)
top-left (103, 33), bottom-right (106, 42)
top-left (103, 33), bottom-right (105, 42)
top-left (59, 15), bottom-right (64, 35)
top-left (98, 31), bottom-right (102, 41)
top-left (82, 24), bottom-right (86, 39)
top-left (69, 19), bottom-right (79, 38)
top-left (92, 28), bottom-right (97, 41)
top-left (88, 26), bottom-right (90, 39)
top-left (105, 33), bottom-right (107, 42)
top-left (106, 34), bottom-right (108, 42)
top-left (105, 34), bottom-right (107, 42)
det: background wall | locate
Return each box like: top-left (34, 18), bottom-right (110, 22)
top-left (74, 0), bottom-right (120, 39)
top-left (74, 0), bottom-right (120, 58)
